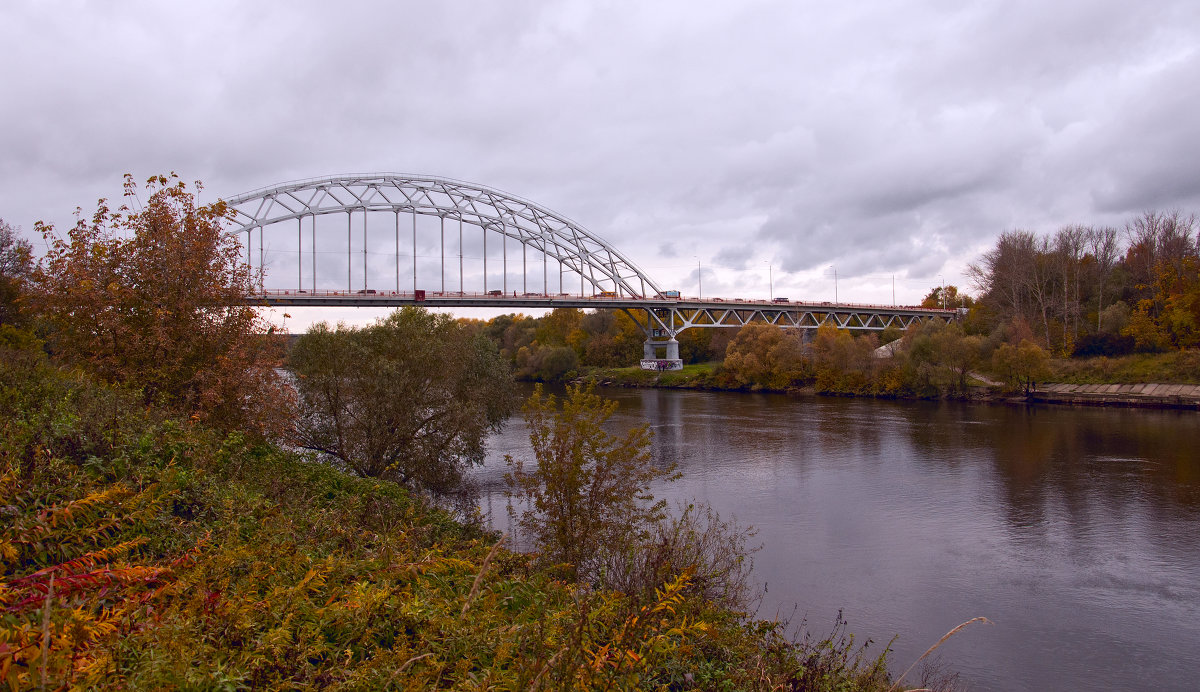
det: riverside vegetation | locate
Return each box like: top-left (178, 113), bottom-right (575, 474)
top-left (0, 177), bottom-right (935, 689)
top-left (471, 210), bottom-right (1200, 399)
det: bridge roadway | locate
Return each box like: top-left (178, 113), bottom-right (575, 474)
top-left (248, 289), bottom-right (956, 335)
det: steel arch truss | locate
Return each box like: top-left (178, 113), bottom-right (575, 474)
top-left (222, 173), bottom-right (663, 297)
top-left (636, 304), bottom-right (939, 336)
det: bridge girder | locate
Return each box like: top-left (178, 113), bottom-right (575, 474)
top-left (632, 304), bottom-right (937, 338)
top-left (222, 174), bottom-right (662, 298)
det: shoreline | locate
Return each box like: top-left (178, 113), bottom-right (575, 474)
top-left (1028, 382), bottom-right (1200, 410)
top-left (571, 371), bottom-right (1200, 411)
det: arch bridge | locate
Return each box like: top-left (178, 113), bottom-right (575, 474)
top-left (224, 173), bottom-right (953, 369)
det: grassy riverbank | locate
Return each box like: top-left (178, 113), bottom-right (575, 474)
top-left (587, 362), bottom-right (729, 389)
top-left (1046, 350), bottom-right (1200, 384)
top-left (2, 340), bottom-right (903, 690)
top-left (585, 350), bottom-right (1200, 407)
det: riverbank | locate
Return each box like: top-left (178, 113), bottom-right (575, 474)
top-left (1, 343), bottom-right (900, 690)
top-left (580, 362), bottom-right (1200, 411)
top-left (1030, 382), bottom-right (1200, 409)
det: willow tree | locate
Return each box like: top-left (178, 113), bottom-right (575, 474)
top-left (290, 308), bottom-right (516, 496)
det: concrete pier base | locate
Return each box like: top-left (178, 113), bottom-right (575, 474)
top-left (640, 337), bottom-right (683, 370)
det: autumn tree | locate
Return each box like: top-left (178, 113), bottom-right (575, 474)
top-left (290, 307), bottom-right (516, 496)
top-left (722, 323), bottom-right (808, 388)
top-left (1123, 210), bottom-right (1197, 301)
top-left (990, 339), bottom-right (1051, 397)
top-left (920, 284), bottom-right (972, 310)
top-left (0, 218), bottom-right (33, 327)
top-left (505, 384), bottom-right (677, 580)
top-left (580, 309), bottom-right (645, 366)
top-left (535, 307), bottom-right (583, 347)
top-left (31, 175), bottom-right (291, 436)
top-left (1126, 256), bottom-right (1200, 350)
top-left (904, 321), bottom-right (982, 394)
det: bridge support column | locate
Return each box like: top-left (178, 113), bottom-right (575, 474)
top-left (640, 337), bottom-right (683, 371)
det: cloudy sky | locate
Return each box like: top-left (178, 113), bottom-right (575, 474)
top-left (3, 1), bottom-right (1199, 325)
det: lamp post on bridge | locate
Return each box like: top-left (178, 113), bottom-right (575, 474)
top-left (765, 261), bottom-right (773, 301)
top-left (694, 256), bottom-right (702, 299)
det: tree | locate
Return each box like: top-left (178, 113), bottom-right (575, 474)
top-left (920, 284), bottom-right (972, 310)
top-left (903, 321), bottom-right (982, 394)
top-left (969, 230), bottom-right (1038, 331)
top-left (290, 307), bottom-right (516, 496)
top-left (723, 323), bottom-right (808, 388)
top-left (1123, 210), bottom-right (1197, 301)
top-left (932, 325), bottom-right (983, 393)
top-left (1085, 226), bottom-right (1120, 331)
top-left (990, 339), bottom-right (1051, 397)
top-left (31, 175), bottom-right (291, 436)
top-left (1054, 225), bottom-right (1087, 352)
top-left (0, 218), bottom-right (33, 326)
top-left (505, 384), bottom-right (677, 580)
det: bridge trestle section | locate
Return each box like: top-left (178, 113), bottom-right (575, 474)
top-left (631, 303), bottom-right (954, 371)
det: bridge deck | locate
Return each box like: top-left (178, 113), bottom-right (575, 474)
top-left (246, 289), bottom-right (955, 318)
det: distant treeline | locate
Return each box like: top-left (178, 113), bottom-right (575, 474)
top-left (967, 210), bottom-right (1200, 356)
top-left (465, 309), bottom-right (734, 380)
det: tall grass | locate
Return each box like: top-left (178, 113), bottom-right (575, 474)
top-left (1049, 350), bottom-right (1200, 384)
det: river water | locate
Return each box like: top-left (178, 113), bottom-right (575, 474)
top-left (474, 386), bottom-right (1200, 691)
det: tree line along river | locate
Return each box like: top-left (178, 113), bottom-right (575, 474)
top-left (475, 385), bottom-right (1200, 692)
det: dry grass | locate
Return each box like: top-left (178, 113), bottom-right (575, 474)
top-left (461, 533), bottom-right (505, 616)
top-left (887, 617), bottom-right (992, 692)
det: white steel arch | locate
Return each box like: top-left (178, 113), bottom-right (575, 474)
top-left (222, 173), bottom-right (663, 298)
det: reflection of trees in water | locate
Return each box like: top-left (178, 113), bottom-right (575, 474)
top-left (496, 387), bottom-right (1200, 562)
top-left (904, 402), bottom-right (1200, 538)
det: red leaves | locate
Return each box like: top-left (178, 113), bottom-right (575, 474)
top-left (5, 565), bottom-right (173, 615)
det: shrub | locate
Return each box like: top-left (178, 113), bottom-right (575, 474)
top-left (505, 384), bottom-right (677, 580)
top-left (602, 502), bottom-right (761, 613)
top-left (1072, 332), bottom-right (1136, 358)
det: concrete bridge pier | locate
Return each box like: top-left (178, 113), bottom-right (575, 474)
top-left (641, 337), bottom-right (683, 371)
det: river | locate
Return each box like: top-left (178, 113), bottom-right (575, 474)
top-left (474, 386), bottom-right (1200, 691)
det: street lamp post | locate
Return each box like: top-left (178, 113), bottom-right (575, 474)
top-left (695, 257), bottom-right (702, 299)
top-left (765, 261), bottom-right (773, 301)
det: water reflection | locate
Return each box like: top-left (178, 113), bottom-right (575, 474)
top-left (476, 387), bottom-right (1200, 691)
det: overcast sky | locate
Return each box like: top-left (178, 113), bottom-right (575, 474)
top-left (3, 1), bottom-right (1199, 326)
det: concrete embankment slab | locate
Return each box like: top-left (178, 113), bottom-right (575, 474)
top-left (1031, 382), bottom-right (1200, 410)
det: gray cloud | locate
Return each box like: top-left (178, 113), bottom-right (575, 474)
top-left (3, 0), bottom-right (1199, 312)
